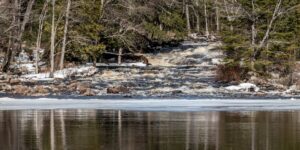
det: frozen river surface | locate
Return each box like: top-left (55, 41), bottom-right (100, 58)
top-left (1, 97), bottom-right (300, 111)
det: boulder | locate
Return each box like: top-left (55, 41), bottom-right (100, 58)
top-left (82, 88), bottom-right (96, 96)
top-left (34, 85), bottom-right (49, 95)
top-left (76, 82), bottom-right (90, 94)
top-left (67, 82), bottom-right (78, 91)
top-left (13, 85), bottom-right (32, 95)
top-left (9, 79), bottom-right (21, 85)
top-left (107, 86), bottom-right (130, 94)
top-left (0, 84), bottom-right (12, 92)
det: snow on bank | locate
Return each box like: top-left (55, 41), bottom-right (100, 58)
top-left (225, 83), bottom-right (260, 92)
top-left (21, 66), bottom-right (98, 80)
top-left (91, 62), bottom-right (147, 67)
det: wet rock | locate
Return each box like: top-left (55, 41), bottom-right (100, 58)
top-left (107, 86), bottom-right (130, 94)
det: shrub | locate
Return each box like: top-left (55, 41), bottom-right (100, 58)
top-left (216, 64), bottom-right (248, 82)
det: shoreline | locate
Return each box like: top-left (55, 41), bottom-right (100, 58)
top-left (0, 97), bottom-right (300, 111)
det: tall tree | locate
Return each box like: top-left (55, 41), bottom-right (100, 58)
top-left (59, 0), bottom-right (71, 70)
top-left (49, 0), bottom-right (56, 78)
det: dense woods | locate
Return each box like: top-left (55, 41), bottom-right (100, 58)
top-left (0, 0), bottom-right (299, 81)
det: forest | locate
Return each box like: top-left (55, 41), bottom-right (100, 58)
top-left (0, 0), bottom-right (299, 81)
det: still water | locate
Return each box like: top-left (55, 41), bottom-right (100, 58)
top-left (0, 110), bottom-right (300, 150)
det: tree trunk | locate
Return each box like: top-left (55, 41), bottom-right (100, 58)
top-left (2, 0), bottom-right (18, 72)
top-left (18, 0), bottom-right (35, 45)
top-left (215, 0), bottom-right (220, 33)
top-left (49, 0), bottom-right (56, 78)
top-left (35, 0), bottom-right (49, 74)
top-left (204, 0), bottom-right (209, 37)
top-left (118, 48), bottom-right (123, 64)
top-left (185, 4), bottom-right (191, 35)
top-left (59, 0), bottom-right (71, 70)
top-left (195, 0), bottom-right (200, 33)
top-left (259, 0), bottom-right (282, 48)
top-left (250, 0), bottom-right (257, 70)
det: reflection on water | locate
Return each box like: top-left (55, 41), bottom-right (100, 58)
top-left (0, 110), bottom-right (300, 150)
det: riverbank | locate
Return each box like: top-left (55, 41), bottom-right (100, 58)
top-left (0, 40), bottom-right (299, 98)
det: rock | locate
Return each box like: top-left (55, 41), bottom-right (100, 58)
top-left (172, 90), bottom-right (183, 95)
top-left (107, 86), bottom-right (130, 94)
top-left (13, 85), bottom-right (32, 95)
top-left (0, 74), bottom-right (7, 80)
top-left (50, 85), bottom-right (60, 93)
top-left (68, 82), bottom-right (78, 91)
top-left (82, 88), bottom-right (95, 96)
top-left (0, 84), bottom-right (12, 91)
top-left (9, 79), bottom-right (21, 85)
top-left (76, 83), bottom-right (90, 94)
top-left (34, 85), bottom-right (49, 95)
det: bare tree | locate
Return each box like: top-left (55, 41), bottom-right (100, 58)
top-left (215, 0), bottom-right (220, 33)
top-left (59, 0), bottom-right (71, 70)
top-left (50, 0), bottom-right (56, 78)
top-left (2, 0), bottom-right (18, 72)
top-left (258, 0), bottom-right (282, 48)
top-left (18, 0), bottom-right (35, 45)
top-left (204, 0), bottom-right (209, 37)
top-left (185, 1), bottom-right (191, 34)
top-left (35, 0), bottom-right (50, 73)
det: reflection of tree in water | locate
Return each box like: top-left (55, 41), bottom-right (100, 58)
top-left (0, 110), bottom-right (300, 150)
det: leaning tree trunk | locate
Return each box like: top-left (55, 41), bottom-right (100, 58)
top-left (18, 0), bottom-right (35, 45)
top-left (59, 0), bottom-right (71, 70)
top-left (259, 0), bottom-right (282, 48)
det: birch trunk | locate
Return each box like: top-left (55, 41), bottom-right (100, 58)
top-left (185, 4), bottom-right (191, 35)
top-left (195, 0), bottom-right (200, 33)
top-left (59, 0), bottom-right (71, 70)
top-left (250, 0), bottom-right (257, 70)
top-left (204, 0), bottom-right (209, 37)
top-left (259, 0), bottom-right (282, 48)
top-left (215, 0), bottom-right (220, 33)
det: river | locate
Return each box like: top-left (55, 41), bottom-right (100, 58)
top-left (1, 98), bottom-right (300, 150)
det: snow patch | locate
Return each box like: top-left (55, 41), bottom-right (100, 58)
top-left (225, 83), bottom-right (260, 92)
top-left (21, 66), bottom-right (98, 80)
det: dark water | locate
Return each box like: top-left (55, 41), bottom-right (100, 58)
top-left (1, 110), bottom-right (300, 150)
